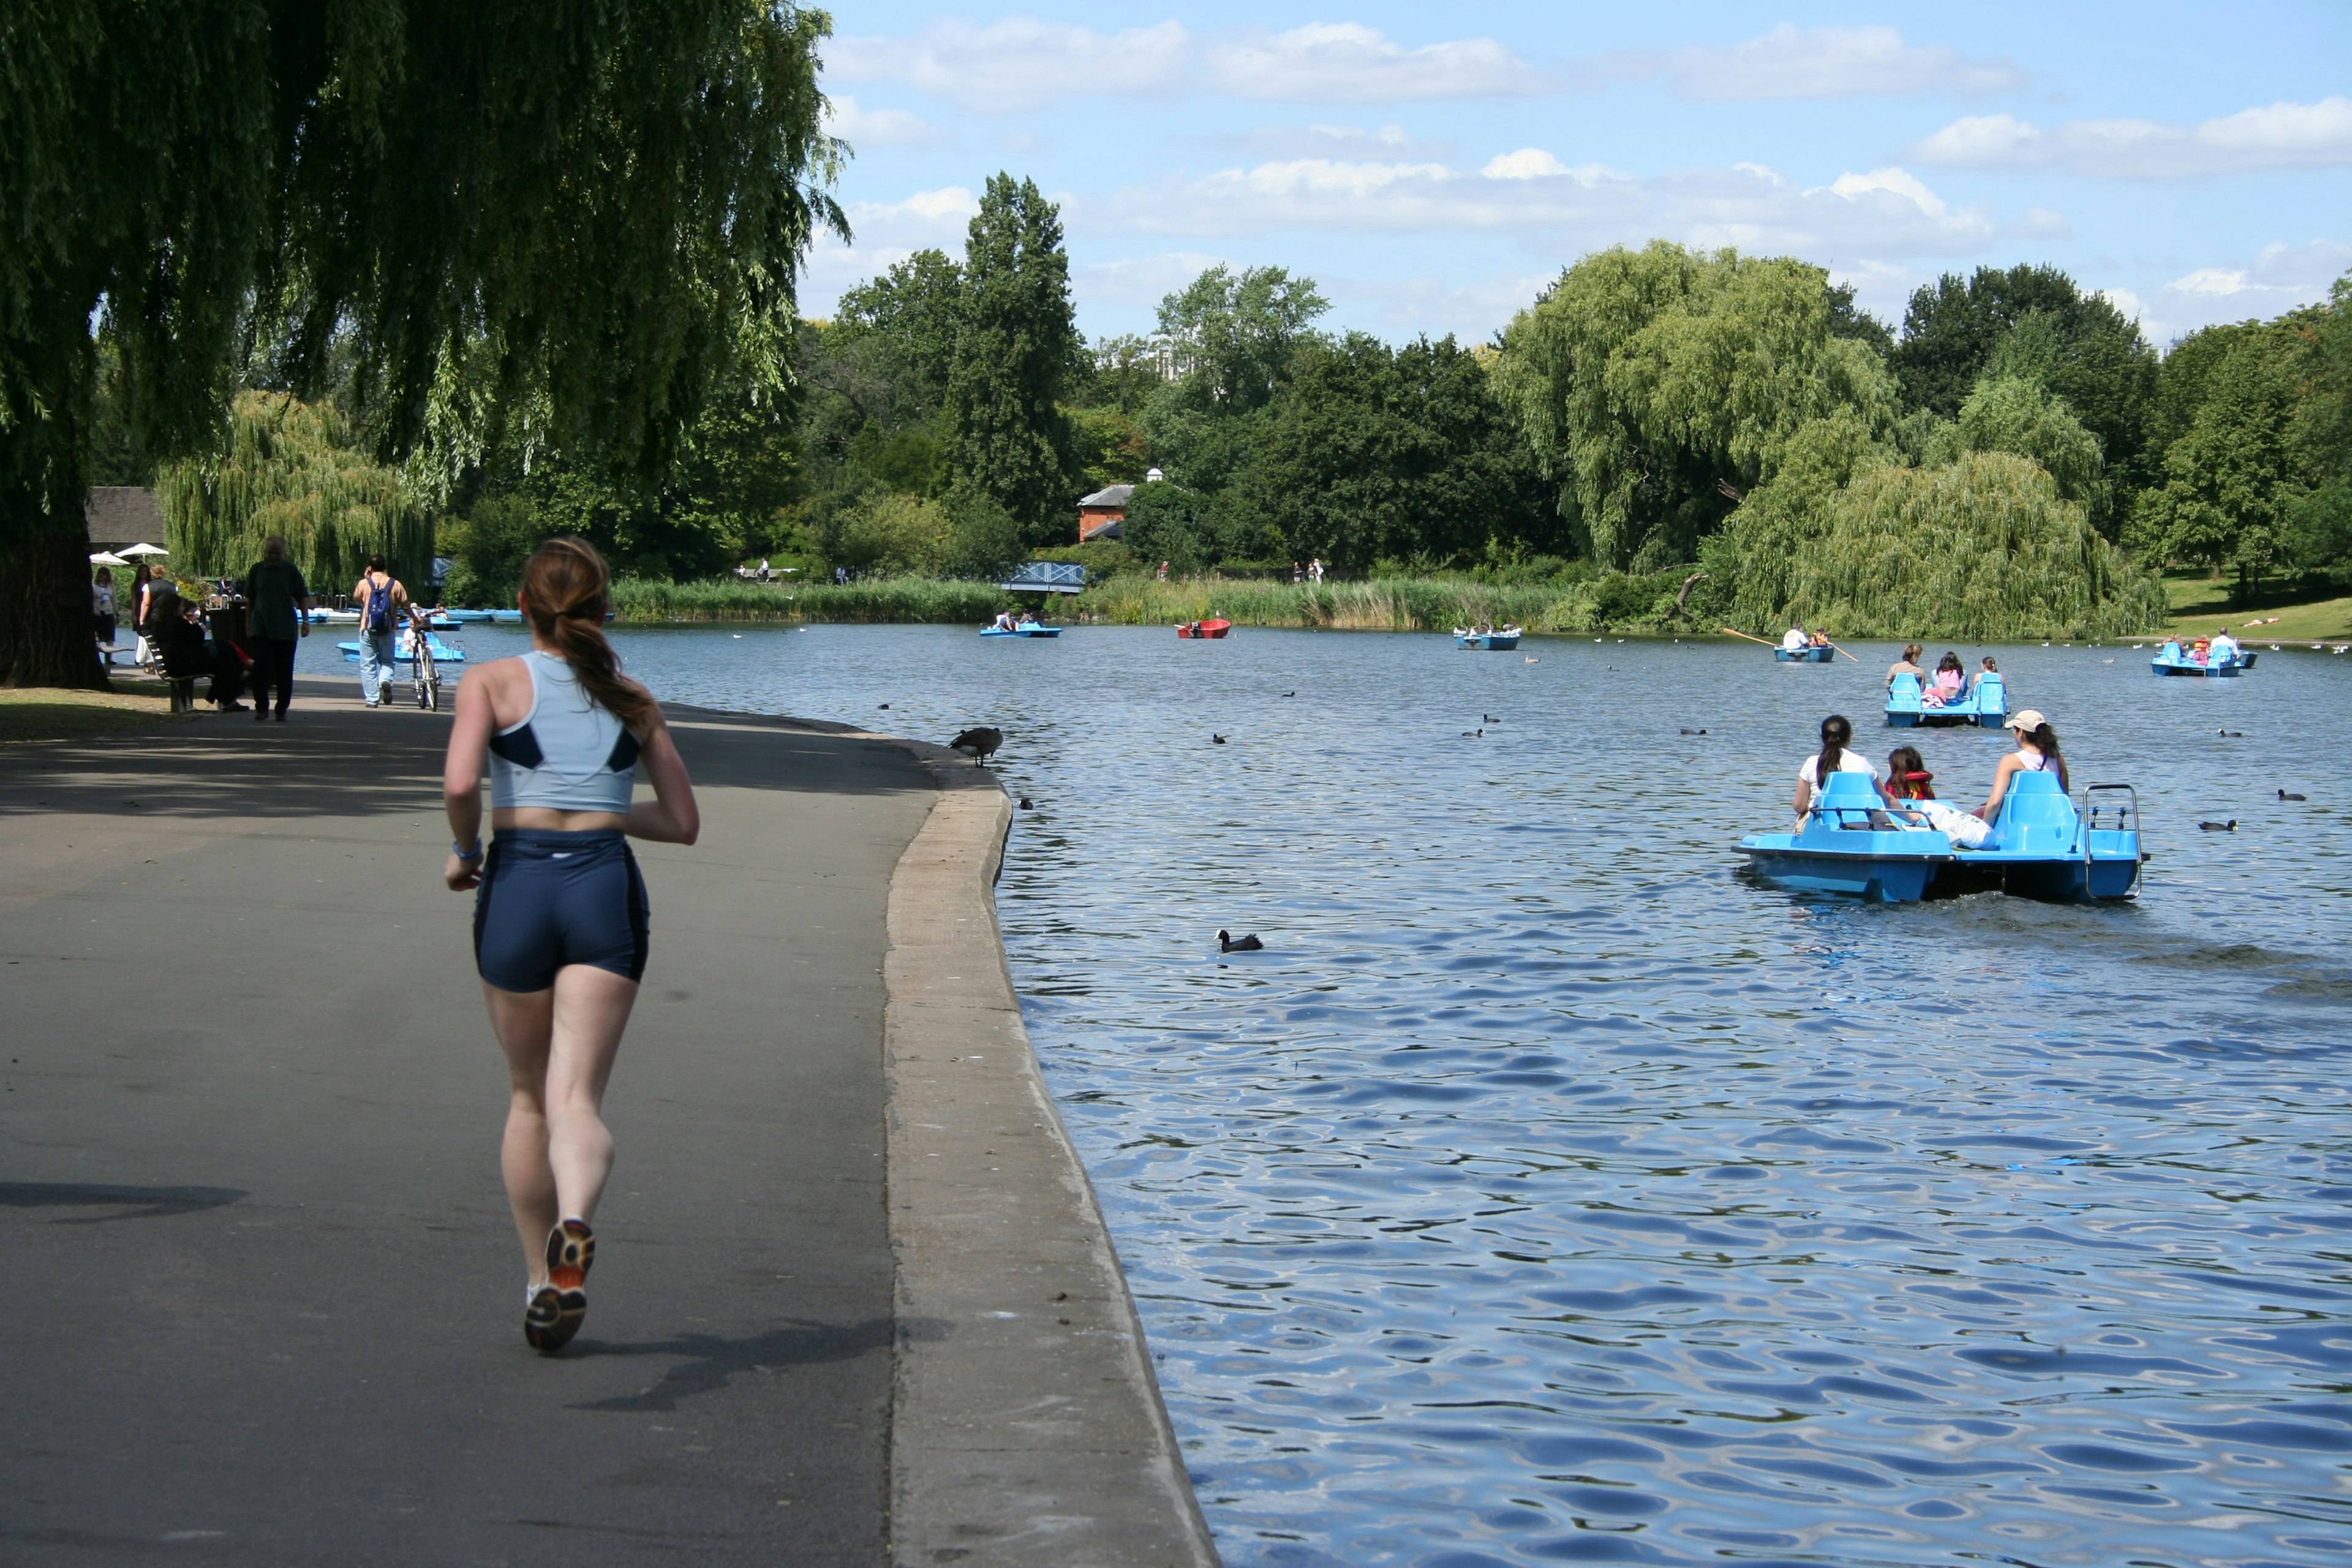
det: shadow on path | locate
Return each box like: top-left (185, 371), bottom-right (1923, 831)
top-left (573, 1316), bottom-right (895, 1412)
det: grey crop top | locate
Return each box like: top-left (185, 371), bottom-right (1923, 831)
top-left (487, 650), bottom-right (641, 813)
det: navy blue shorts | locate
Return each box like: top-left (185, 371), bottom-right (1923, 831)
top-left (473, 830), bottom-right (650, 993)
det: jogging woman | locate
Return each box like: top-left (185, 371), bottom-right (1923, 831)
top-left (442, 538), bottom-right (699, 1352)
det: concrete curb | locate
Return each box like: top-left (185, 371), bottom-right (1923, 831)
top-left (878, 742), bottom-right (1220, 1568)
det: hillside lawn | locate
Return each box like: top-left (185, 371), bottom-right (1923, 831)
top-left (2162, 573), bottom-right (2352, 643)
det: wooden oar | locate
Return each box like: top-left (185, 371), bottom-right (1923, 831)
top-left (1720, 626), bottom-right (1777, 647)
top-left (1823, 638), bottom-right (1862, 663)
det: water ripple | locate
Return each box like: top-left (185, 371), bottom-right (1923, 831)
top-left (390, 625), bottom-right (2352, 1567)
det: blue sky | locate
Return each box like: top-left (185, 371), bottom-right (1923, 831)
top-left (805, 2), bottom-right (2352, 349)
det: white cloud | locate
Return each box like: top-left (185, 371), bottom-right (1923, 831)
top-left (827, 20), bottom-right (1545, 115)
top-left (1664, 164), bottom-right (1994, 259)
top-left (1102, 155), bottom-right (1638, 237)
top-left (821, 94), bottom-right (947, 148)
top-left (806, 186), bottom-right (980, 310)
top-left (1205, 23), bottom-right (1549, 103)
top-left (2003, 206), bottom-right (2072, 240)
top-left (1213, 123), bottom-right (1453, 160)
top-left (1627, 25), bottom-right (2024, 101)
top-left (1099, 151), bottom-right (1995, 265)
top-left (1482, 148), bottom-right (1573, 181)
top-left (2114, 240), bottom-right (2352, 346)
top-left (826, 19), bottom-right (1188, 116)
top-left (1913, 96), bottom-right (2352, 178)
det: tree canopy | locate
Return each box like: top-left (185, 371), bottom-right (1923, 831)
top-left (944, 174), bottom-right (1082, 548)
top-left (1, 0), bottom-right (840, 684)
top-left (1491, 243), bottom-right (1898, 570)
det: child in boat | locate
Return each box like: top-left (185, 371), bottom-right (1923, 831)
top-left (1882, 745), bottom-right (1935, 800)
top-left (1921, 652), bottom-right (1966, 706)
top-left (1880, 744), bottom-right (1992, 846)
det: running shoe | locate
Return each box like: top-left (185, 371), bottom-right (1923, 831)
top-left (546, 1218), bottom-right (595, 1290)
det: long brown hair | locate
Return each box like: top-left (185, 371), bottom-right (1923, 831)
top-left (2018, 720), bottom-right (2066, 789)
top-left (519, 538), bottom-right (654, 730)
top-left (1815, 714), bottom-right (1853, 785)
top-left (1885, 745), bottom-right (1932, 799)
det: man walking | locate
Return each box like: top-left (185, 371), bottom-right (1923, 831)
top-left (243, 537), bottom-right (311, 722)
top-left (352, 555), bottom-right (407, 709)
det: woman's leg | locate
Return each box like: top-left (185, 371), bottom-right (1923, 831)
top-left (484, 983), bottom-right (558, 1280)
top-left (543, 963), bottom-right (639, 1226)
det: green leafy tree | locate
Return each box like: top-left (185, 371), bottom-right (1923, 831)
top-left (1890, 266), bottom-right (2158, 492)
top-left (1141, 265), bottom-right (1329, 496)
top-left (835, 249), bottom-right (965, 411)
top-left (1119, 481), bottom-right (1218, 575)
top-left (944, 174), bottom-right (1080, 547)
top-left (2129, 326), bottom-right (2307, 601)
top-left (1928, 375), bottom-right (2109, 526)
top-left (1709, 443), bottom-right (2161, 639)
top-left (1, 0), bottom-right (840, 687)
top-left (1492, 242), bottom-right (1897, 568)
top-left (159, 390), bottom-right (431, 586)
top-left (1221, 333), bottom-right (1553, 572)
top-left (1078, 334), bottom-right (1171, 417)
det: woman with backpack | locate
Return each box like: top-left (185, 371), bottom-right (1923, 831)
top-left (442, 537), bottom-right (700, 1353)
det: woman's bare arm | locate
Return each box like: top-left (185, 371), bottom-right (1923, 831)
top-left (443, 668), bottom-right (496, 889)
top-left (626, 711), bottom-right (700, 846)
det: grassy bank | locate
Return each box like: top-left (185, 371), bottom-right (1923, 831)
top-left (0, 684), bottom-right (189, 745)
top-left (2160, 573), bottom-right (2352, 643)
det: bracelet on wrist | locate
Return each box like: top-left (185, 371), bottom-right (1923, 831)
top-left (452, 840), bottom-right (482, 860)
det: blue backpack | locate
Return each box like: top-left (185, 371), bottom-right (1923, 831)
top-left (363, 575), bottom-right (396, 632)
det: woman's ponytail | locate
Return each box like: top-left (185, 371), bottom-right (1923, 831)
top-left (1815, 713), bottom-right (1853, 786)
top-left (518, 538), bottom-right (654, 730)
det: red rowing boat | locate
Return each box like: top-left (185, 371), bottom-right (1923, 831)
top-left (1175, 619), bottom-right (1232, 639)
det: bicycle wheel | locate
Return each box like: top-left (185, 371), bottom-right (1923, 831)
top-left (424, 655), bottom-right (440, 712)
top-left (413, 650), bottom-right (431, 709)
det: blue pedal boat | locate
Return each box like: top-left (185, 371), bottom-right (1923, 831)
top-left (338, 635), bottom-right (466, 664)
top-left (1454, 627), bottom-right (1523, 650)
top-left (1776, 644), bottom-right (1836, 662)
top-left (439, 608), bottom-right (498, 623)
top-left (1738, 771), bottom-right (2143, 903)
top-left (2151, 640), bottom-right (2256, 676)
top-left (981, 624), bottom-right (1062, 637)
top-left (1887, 671), bottom-right (2007, 728)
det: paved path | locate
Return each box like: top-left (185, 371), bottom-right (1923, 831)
top-left (0, 677), bottom-right (934, 1566)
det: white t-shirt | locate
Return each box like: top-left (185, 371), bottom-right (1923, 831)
top-left (1798, 749), bottom-right (1880, 786)
top-left (1782, 628), bottom-right (1807, 650)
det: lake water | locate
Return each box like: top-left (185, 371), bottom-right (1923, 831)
top-left (306, 624), bottom-right (2352, 1567)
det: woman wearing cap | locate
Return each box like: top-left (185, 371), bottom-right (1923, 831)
top-left (1977, 709), bottom-right (2067, 822)
top-left (442, 537), bottom-right (700, 1354)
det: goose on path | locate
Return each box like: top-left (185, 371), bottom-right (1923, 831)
top-left (949, 726), bottom-right (1003, 766)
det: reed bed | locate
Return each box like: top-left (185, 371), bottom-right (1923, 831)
top-left (608, 577), bottom-right (1005, 624)
top-left (605, 573), bottom-right (1646, 632)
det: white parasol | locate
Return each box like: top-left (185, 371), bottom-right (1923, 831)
top-left (119, 541), bottom-right (169, 557)
top-left (89, 551), bottom-right (131, 567)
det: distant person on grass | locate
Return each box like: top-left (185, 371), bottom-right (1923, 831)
top-left (91, 566), bottom-right (115, 647)
top-left (442, 538), bottom-right (699, 1354)
top-left (353, 555), bottom-right (409, 709)
top-left (242, 537), bottom-right (311, 722)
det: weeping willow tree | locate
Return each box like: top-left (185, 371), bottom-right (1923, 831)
top-left (1, 0), bottom-right (841, 687)
top-left (1708, 446), bottom-right (2165, 639)
top-left (159, 392), bottom-right (429, 588)
top-left (1490, 242), bottom-right (1898, 568)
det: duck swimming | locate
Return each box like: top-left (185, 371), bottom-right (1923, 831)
top-left (1216, 929), bottom-right (1264, 952)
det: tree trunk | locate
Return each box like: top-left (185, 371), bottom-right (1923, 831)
top-left (0, 499), bottom-right (107, 690)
